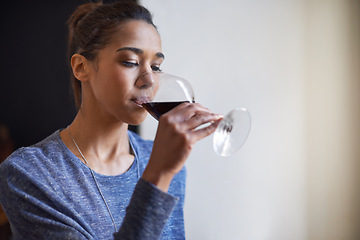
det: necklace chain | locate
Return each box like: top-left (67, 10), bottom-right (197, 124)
top-left (67, 127), bottom-right (117, 232)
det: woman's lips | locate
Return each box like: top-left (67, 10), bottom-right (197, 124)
top-left (132, 97), bottom-right (151, 107)
top-left (132, 99), bottom-right (143, 107)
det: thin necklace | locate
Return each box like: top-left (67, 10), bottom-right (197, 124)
top-left (67, 126), bottom-right (137, 232)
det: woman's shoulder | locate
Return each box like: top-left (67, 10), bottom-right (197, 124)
top-left (0, 130), bottom-right (71, 178)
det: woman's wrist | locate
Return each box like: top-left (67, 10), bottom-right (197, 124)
top-left (141, 165), bottom-right (175, 192)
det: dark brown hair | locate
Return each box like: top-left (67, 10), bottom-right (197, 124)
top-left (67, 1), bottom-right (156, 108)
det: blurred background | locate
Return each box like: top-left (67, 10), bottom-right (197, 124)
top-left (1, 0), bottom-right (359, 239)
top-left (141, 0), bottom-right (360, 239)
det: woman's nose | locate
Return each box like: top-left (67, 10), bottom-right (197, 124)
top-left (136, 71), bottom-right (155, 89)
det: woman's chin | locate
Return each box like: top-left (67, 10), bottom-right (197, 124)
top-left (127, 111), bottom-right (148, 126)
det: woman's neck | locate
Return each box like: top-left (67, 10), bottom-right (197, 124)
top-left (60, 109), bottom-right (135, 176)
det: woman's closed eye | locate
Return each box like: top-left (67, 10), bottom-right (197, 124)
top-left (122, 61), bottom-right (138, 68)
top-left (122, 60), bottom-right (162, 72)
top-left (151, 65), bottom-right (162, 72)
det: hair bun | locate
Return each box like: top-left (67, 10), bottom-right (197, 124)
top-left (68, 2), bottom-right (102, 31)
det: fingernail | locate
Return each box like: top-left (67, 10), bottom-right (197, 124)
top-left (215, 114), bottom-right (223, 120)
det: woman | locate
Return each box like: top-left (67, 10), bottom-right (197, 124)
top-left (0, 1), bottom-right (221, 239)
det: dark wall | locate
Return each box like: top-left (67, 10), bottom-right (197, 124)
top-left (0, 1), bottom-right (137, 150)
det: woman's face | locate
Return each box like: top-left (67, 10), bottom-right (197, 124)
top-left (84, 20), bottom-right (163, 125)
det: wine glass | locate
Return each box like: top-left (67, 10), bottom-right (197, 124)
top-left (139, 72), bottom-right (251, 157)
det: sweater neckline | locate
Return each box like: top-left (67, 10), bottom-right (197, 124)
top-left (54, 129), bottom-right (139, 180)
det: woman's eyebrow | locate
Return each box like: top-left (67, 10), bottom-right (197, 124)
top-left (116, 47), bottom-right (165, 59)
top-left (116, 47), bottom-right (143, 54)
top-left (156, 52), bottom-right (165, 59)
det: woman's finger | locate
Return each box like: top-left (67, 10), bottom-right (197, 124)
top-left (186, 113), bottom-right (222, 131)
top-left (162, 102), bottom-right (211, 122)
top-left (190, 117), bottom-right (222, 142)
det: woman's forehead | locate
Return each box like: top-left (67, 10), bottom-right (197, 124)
top-left (110, 20), bottom-right (161, 50)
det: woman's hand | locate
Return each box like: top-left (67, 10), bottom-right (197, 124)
top-left (142, 102), bottom-right (222, 191)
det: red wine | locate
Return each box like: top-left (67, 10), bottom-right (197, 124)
top-left (142, 101), bottom-right (193, 120)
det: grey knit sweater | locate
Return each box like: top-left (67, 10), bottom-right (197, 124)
top-left (0, 130), bottom-right (186, 239)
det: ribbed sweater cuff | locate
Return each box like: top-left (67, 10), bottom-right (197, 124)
top-left (114, 178), bottom-right (178, 239)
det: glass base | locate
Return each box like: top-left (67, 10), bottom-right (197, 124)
top-left (213, 108), bottom-right (251, 157)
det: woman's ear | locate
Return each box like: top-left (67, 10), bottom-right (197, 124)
top-left (71, 54), bottom-right (91, 82)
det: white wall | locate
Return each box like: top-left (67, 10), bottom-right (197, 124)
top-left (305, 0), bottom-right (360, 239)
top-left (140, 0), bottom-right (360, 239)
